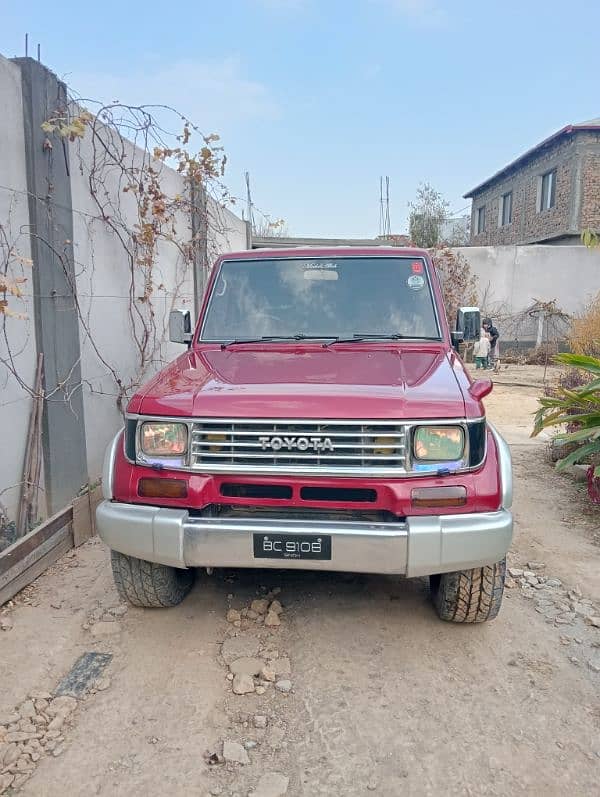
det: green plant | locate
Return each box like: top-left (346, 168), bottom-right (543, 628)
top-left (408, 183), bottom-right (449, 248)
top-left (532, 353), bottom-right (600, 480)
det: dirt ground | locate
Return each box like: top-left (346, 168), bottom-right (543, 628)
top-left (1, 365), bottom-right (599, 797)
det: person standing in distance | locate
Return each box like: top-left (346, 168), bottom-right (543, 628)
top-left (482, 317), bottom-right (499, 370)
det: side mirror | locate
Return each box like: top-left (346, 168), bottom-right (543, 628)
top-left (456, 307), bottom-right (481, 341)
top-left (450, 331), bottom-right (464, 351)
top-left (469, 379), bottom-right (493, 400)
top-left (169, 309), bottom-right (192, 345)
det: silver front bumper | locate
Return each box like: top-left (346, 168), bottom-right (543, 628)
top-left (96, 501), bottom-right (512, 577)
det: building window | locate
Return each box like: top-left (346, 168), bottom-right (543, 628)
top-left (476, 205), bottom-right (486, 234)
top-left (500, 191), bottom-right (513, 226)
top-left (539, 169), bottom-right (556, 211)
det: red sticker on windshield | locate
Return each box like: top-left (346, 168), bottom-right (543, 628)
top-left (411, 261), bottom-right (423, 273)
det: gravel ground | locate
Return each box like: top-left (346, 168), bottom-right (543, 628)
top-left (1, 366), bottom-right (599, 797)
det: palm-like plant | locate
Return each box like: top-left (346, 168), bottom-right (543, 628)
top-left (532, 353), bottom-right (600, 480)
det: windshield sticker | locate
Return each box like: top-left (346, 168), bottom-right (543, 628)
top-left (411, 261), bottom-right (424, 274)
top-left (302, 261), bottom-right (339, 280)
top-left (301, 261), bottom-right (337, 270)
top-left (407, 274), bottom-right (425, 291)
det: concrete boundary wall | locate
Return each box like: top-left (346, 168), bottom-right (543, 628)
top-left (0, 55), bottom-right (247, 523)
top-left (454, 244), bottom-right (599, 341)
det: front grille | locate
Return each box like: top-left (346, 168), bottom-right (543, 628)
top-left (190, 419), bottom-right (408, 475)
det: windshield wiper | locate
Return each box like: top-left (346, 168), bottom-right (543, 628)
top-left (221, 334), bottom-right (338, 350)
top-left (323, 333), bottom-right (441, 347)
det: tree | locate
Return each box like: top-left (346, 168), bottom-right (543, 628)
top-left (431, 246), bottom-right (478, 329)
top-left (252, 214), bottom-right (289, 238)
top-left (408, 183), bottom-right (450, 248)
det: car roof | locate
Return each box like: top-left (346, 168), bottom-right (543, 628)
top-left (216, 246), bottom-right (431, 261)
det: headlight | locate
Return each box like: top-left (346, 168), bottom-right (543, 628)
top-left (140, 422), bottom-right (188, 457)
top-left (413, 426), bottom-right (465, 461)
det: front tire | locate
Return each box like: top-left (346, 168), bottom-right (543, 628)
top-left (110, 550), bottom-right (194, 607)
top-left (429, 557), bottom-right (506, 623)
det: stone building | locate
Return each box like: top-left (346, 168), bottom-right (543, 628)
top-left (464, 119), bottom-right (600, 245)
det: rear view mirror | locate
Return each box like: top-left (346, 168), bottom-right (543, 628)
top-left (169, 309), bottom-right (192, 345)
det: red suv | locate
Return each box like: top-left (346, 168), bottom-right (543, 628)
top-left (97, 247), bottom-right (512, 623)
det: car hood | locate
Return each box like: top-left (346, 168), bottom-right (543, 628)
top-left (131, 345), bottom-right (475, 420)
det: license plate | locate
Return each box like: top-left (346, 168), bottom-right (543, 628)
top-left (253, 533), bottom-right (332, 560)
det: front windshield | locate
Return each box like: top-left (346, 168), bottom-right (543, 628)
top-left (200, 256), bottom-right (440, 341)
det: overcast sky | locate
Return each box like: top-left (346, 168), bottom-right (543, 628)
top-left (3, 0), bottom-right (599, 237)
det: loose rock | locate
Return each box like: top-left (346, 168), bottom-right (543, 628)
top-left (232, 674), bottom-right (255, 695)
top-left (0, 774), bottom-right (14, 793)
top-left (2, 744), bottom-right (19, 766)
top-left (546, 579), bottom-right (562, 588)
top-left (586, 616), bottom-right (600, 628)
top-left (227, 609), bottom-right (242, 623)
top-left (508, 568), bottom-right (523, 578)
top-left (0, 713), bottom-right (19, 726)
top-left (250, 599), bottom-right (270, 615)
top-left (5, 732), bottom-right (35, 743)
top-left (48, 715), bottom-right (65, 732)
top-left (573, 603), bottom-right (594, 618)
top-left (255, 686), bottom-right (266, 695)
top-left (264, 611), bottom-right (281, 628)
top-left (260, 665), bottom-right (276, 682)
top-left (527, 561), bottom-right (545, 570)
top-left (253, 715), bottom-right (268, 729)
top-left (223, 740), bottom-right (250, 765)
top-left (229, 658), bottom-right (264, 677)
top-left (555, 614), bottom-right (576, 625)
top-left (18, 700), bottom-right (36, 720)
top-left (16, 754), bottom-right (32, 771)
top-left (251, 771), bottom-right (289, 797)
top-left (0, 615), bottom-right (13, 632)
top-left (269, 600), bottom-right (283, 615)
top-left (11, 774), bottom-right (31, 790)
top-left (275, 680), bottom-right (292, 693)
top-left (96, 676), bottom-right (111, 691)
top-left (588, 661), bottom-right (600, 673)
top-left (47, 696), bottom-right (77, 717)
top-left (108, 604), bottom-right (128, 617)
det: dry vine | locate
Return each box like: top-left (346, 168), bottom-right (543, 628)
top-left (2, 97), bottom-right (239, 414)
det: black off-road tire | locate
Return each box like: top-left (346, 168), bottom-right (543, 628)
top-left (110, 550), bottom-right (194, 608)
top-left (429, 557), bottom-right (506, 623)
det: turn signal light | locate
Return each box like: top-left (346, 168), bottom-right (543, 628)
top-left (138, 478), bottom-right (188, 499)
top-left (411, 486), bottom-right (467, 508)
